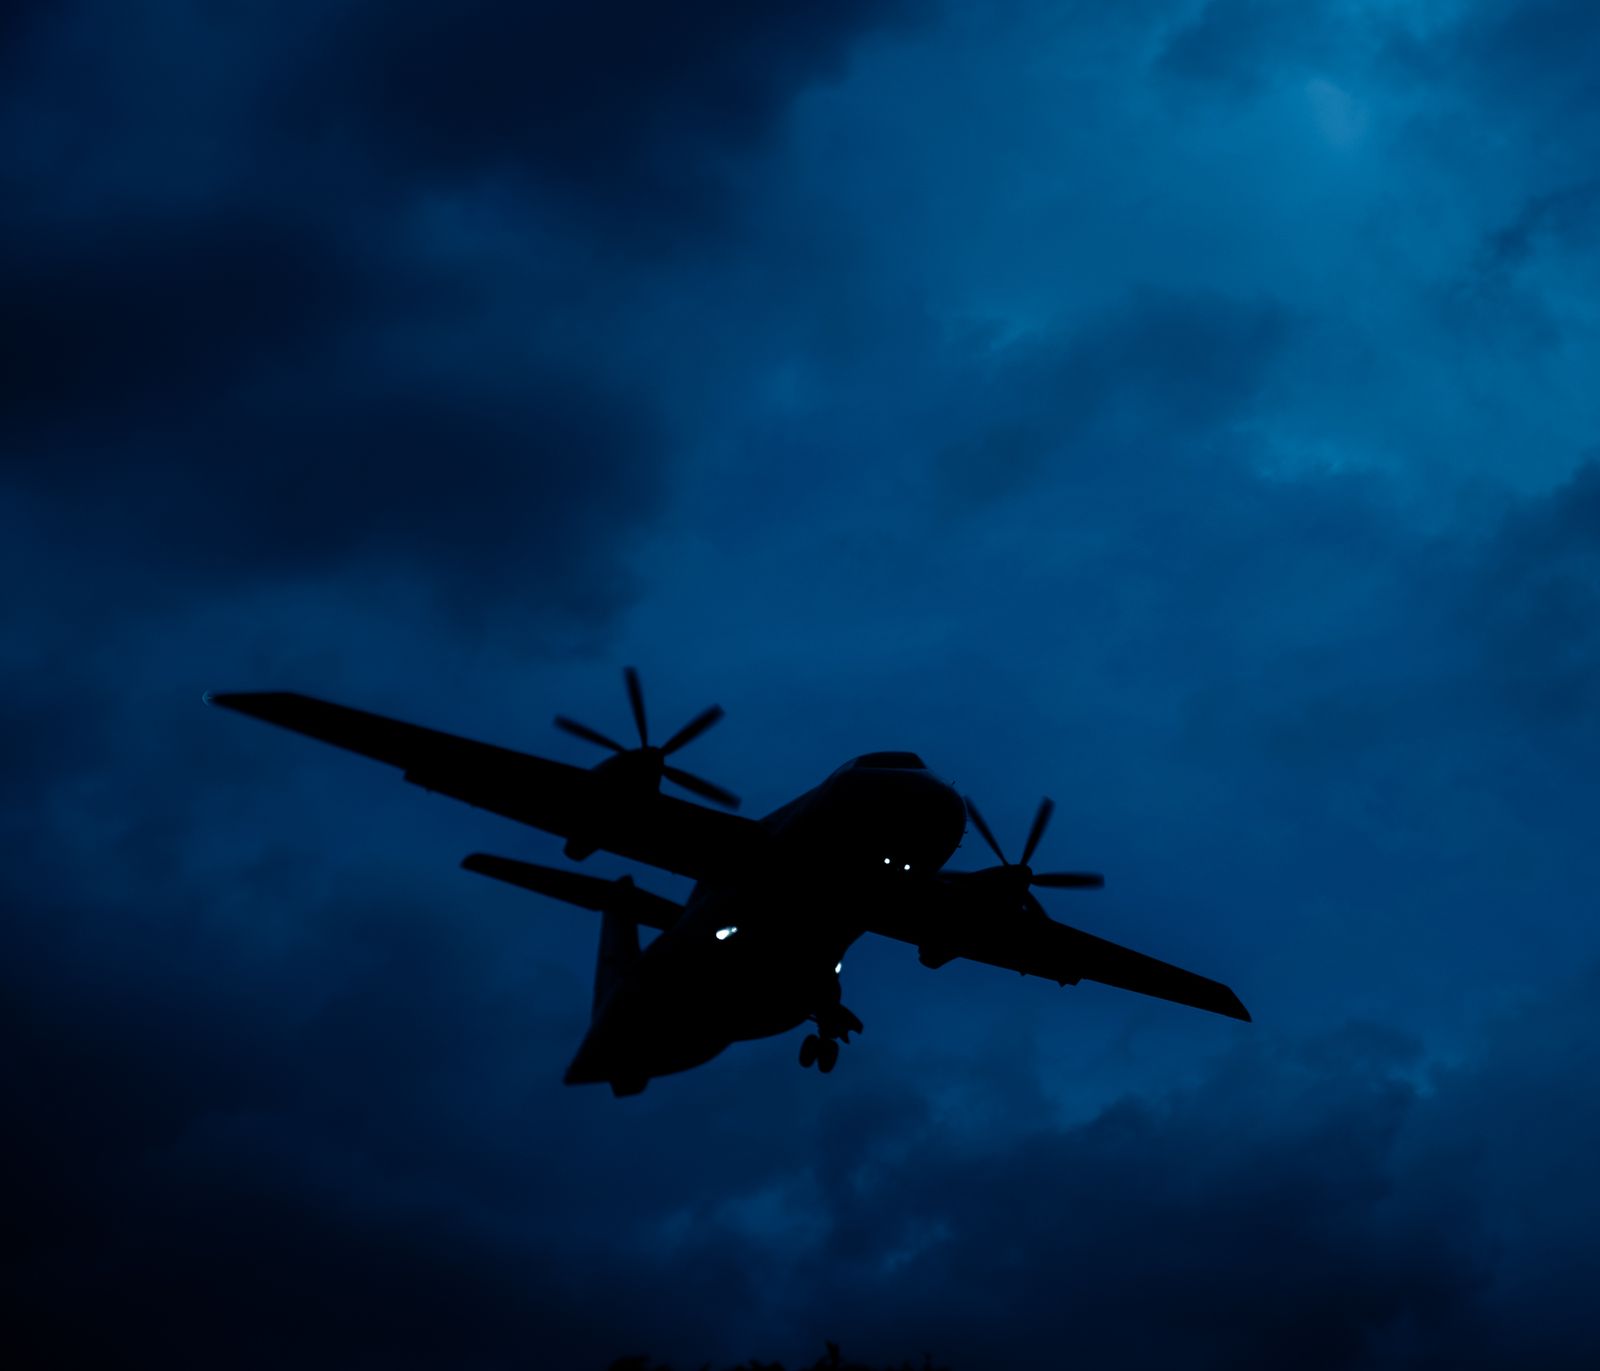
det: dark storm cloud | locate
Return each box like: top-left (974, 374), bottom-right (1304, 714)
top-left (801, 1022), bottom-right (1504, 1371)
top-left (1, 205), bottom-right (390, 441)
top-left (297, 0), bottom-right (919, 226)
top-left (0, 0), bottom-right (49, 68)
top-left (0, 0), bottom-right (915, 606)
top-left (14, 287), bottom-right (1598, 1367)
top-left (15, 813), bottom-right (1600, 1370)
top-left (0, 186), bottom-right (661, 607)
top-left (14, 0), bottom-right (1600, 1366)
top-left (3, 4), bottom-right (943, 1359)
top-left (10, 843), bottom-right (823, 1366)
top-left (1449, 0), bottom-right (1600, 123)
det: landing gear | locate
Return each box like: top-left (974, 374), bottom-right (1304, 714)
top-left (798, 991), bottom-right (862, 1074)
top-left (797, 1034), bottom-right (841, 1073)
top-left (815, 1002), bottom-right (863, 1042)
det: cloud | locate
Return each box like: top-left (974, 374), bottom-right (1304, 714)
top-left (1155, 0), bottom-right (1344, 94)
top-left (14, 822), bottom-right (1599, 1371)
top-left (1447, 0), bottom-right (1600, 130)
top-left (0, 0), bottom-right (921, 610)
top-left (931, 287), bottom-right (1294, 506)
top-left (295, 0), bottom-right (921, 229)
top-left (1463, 457), bottom-right (1600, 738)
top-left (12, 2), bottom-right (1600, 1367)
top-left (792, 1022), bottom-right (1492, 1369)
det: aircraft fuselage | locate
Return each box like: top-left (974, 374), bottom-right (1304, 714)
top-left (564, 759), bottom-right (968, 1090)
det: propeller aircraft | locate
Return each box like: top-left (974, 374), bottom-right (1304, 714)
top-left (207, 670), bottom-right (1249, 1096)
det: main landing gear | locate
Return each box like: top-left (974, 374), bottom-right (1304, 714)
top-left (798, 1034), bottom-right (838, 1072)
top-left (798, 1001), bottom-right (863, 1074)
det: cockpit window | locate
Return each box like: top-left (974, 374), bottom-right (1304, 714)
top-left (851, 751), bottom-right (927, 769)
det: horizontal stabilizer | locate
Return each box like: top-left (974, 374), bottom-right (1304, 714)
top-left (461, 854), bottom-right (682, 931)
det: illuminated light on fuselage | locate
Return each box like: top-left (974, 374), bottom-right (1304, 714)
top-left (903, 863), bottom-right (911, 871)
top-left (883, 857), bottom-right (891, 864)
top-left (835, 961), bottom-right (843, 975)
top-left (715, 926), bottom-right (738, 941)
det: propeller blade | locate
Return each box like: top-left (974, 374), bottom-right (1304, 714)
top-left (663, 764), bottom-right (741, 809)
top-left (661, 703), bottom-right (724, 755)
top-left (624, 666), bottom-right (648, 746)
top-left (1021, 797), bottom-right (1055, 867)
top-left (1031, 871), bottom-right (1105, 889)
top-left (555, 716), bottom-right (626, 752)
top-left (965, 797), bottom-right (1008, 865)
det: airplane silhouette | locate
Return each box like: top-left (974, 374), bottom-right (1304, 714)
top-left (207, 669), bottom-right (1248, 1096)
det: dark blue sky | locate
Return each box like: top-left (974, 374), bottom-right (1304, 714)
top-left (8, 2), bottom-right (1600, 1366)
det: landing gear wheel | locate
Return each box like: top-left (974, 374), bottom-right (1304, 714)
top-left (816, 1038), bottom-right (840, 1073)
top-left (799, 1034), bottom-right (820, 1069)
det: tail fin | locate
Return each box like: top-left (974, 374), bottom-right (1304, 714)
top-left (593, 899), bottom-right (641, 1020)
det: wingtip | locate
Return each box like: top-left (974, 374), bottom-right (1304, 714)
top-left (204, 690), bottom-right (265, 715)
top-left (202, 690), bottom-right (305, 717)
top-left (202, 690), bottom-right (215, 706)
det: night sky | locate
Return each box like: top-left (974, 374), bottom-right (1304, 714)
top-left (8, 2), bottom-right (1600, 1367)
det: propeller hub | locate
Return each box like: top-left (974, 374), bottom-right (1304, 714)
top-left (554, 669), bottom-right (741, 809)
top-left (964, 793), bottom-right (1101, 900)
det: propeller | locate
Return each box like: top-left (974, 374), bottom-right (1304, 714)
top-left (963, 795), bottom-right (1103, 915)
top-left (555, 667), bottom-right (740, 809)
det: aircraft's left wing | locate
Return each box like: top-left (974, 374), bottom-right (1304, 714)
top-left (869, 891), bottom-right (1250, 1022)
top-left (206, 691), bottom-right (763, 882)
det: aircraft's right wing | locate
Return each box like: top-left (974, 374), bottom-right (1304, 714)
top-left (207, 691), bottom-right (764, 882)
top-left (869, 893), bottom-right (1250, 1022)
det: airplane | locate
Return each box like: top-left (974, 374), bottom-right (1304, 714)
top-left (206, 669), bottom-right (1249, 1096)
